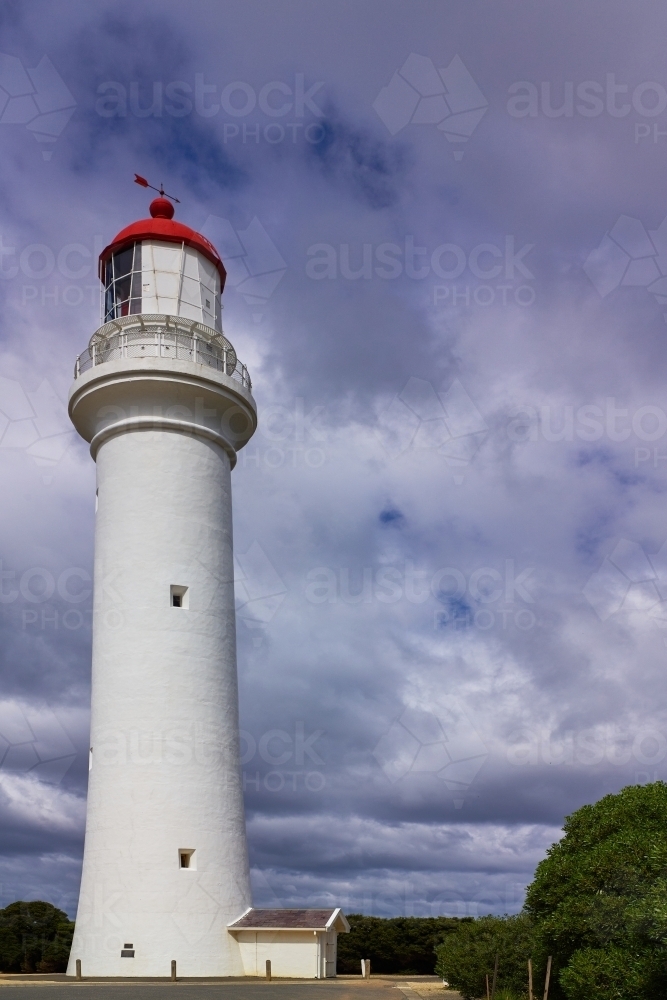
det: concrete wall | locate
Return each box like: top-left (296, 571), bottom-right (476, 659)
top-left (234, 931), bottom-right (329, 979)
top-left (67, 357), bottom-right (255, 976)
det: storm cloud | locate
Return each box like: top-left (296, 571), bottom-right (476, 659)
top-left (1, 0), bottom-right (667, 919)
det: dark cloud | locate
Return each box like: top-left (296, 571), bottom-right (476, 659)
top-left (306, 114), bottom-right (410, 209)
top-left (2, 0), bottom-right (667, 921)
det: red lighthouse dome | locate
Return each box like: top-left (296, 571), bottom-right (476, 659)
top-left (98, 196), bottom-right (227, 329)
top-left (99, 200), bottom-right (226, 289)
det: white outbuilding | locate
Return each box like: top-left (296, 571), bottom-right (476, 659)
top-left (227, 908), bottom-right (350, 979)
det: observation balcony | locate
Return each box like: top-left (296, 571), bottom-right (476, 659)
top-left (74, 313), bottom-right (251, 392)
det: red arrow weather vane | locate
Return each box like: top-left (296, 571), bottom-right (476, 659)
top-left (134, 174), bottom-right (181, 204)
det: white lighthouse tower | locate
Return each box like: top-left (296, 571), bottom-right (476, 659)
top-left (66, 190), bottom-right (256, 977)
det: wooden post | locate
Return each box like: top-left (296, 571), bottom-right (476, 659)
top-left (266, 959), bottom-right (271, 981)
top-left (485, 973), bottom-right (490, 999)
top-left (543, 956), bottom-right (552, 1000)
top-left (491, 954), bottom-right (499, 1000)
top-left (528, 958), bottom-right (533, 1000)
top-left (171, 960), bottom-right (176, 981)
top-left (75, 959), bottom-right (81, 980)
top-left (361, 958), bottom-right (371, 979)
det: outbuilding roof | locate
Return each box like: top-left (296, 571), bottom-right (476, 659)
top-left (228, 908), bottom-right (350, 932)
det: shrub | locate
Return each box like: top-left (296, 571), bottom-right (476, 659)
top-left (525, 782), bottom-right (667, 999)
top-left (434, 914), bottom-right (535, 1000)
top-left (0, 901), bottom-right (74, 973)
top-left (557, 945), bottom-right (663, 1000)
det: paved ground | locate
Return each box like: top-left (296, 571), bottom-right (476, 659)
top-left (0, 977), bottom-right (461, 1000)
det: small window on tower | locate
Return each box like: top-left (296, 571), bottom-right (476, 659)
top-left (170, 585), bottom-right (189, 609)
top-left (205, 299), bottom-right (211, 309)
top-left (179, 849), bottom-right (195, 869)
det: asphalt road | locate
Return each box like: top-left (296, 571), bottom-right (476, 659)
top-left (0, 980), bottom-right (459, 1000)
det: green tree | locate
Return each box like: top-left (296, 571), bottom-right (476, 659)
top-left (434, 913), bottom-right (535, 999)
top-left (0, 901), bottom-right (74, 973)
top-left (524, 781), bottom-right (667, 999)
top-left (337, 915), bottom-right (469, 974)
top-left (557, 945), bottom-right (663, 1000)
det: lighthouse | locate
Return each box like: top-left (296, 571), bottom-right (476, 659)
top-left (66, 189), bottom-right (257, 977)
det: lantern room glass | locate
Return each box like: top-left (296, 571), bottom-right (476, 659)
top-left (104, 243), bottom-right (142, 322)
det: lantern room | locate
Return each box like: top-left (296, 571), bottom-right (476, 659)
top-left (98, 196), bottom-right (227, 330)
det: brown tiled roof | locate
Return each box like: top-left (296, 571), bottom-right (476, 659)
top-left (228, 908), bottom-right (338, 929)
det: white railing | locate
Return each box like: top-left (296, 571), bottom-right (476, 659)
top-left (74, 314), bottom-right (251, 391)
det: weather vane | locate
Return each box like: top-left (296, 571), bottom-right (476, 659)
top-left (133, 173), bottom-right (180, 204)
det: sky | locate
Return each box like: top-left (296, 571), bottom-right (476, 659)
top-left (1, 0), bottom-right (667, 922)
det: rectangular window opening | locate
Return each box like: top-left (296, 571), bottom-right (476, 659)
top-left (170, 585), bottom-right (189, 609)
top-left (179, 849), bottom-right (195, 869)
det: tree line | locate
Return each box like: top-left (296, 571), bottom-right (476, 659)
top-left (342, 782), bottom-right (667, 999)
top-left (0, 900), bottom-right (74, 973)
